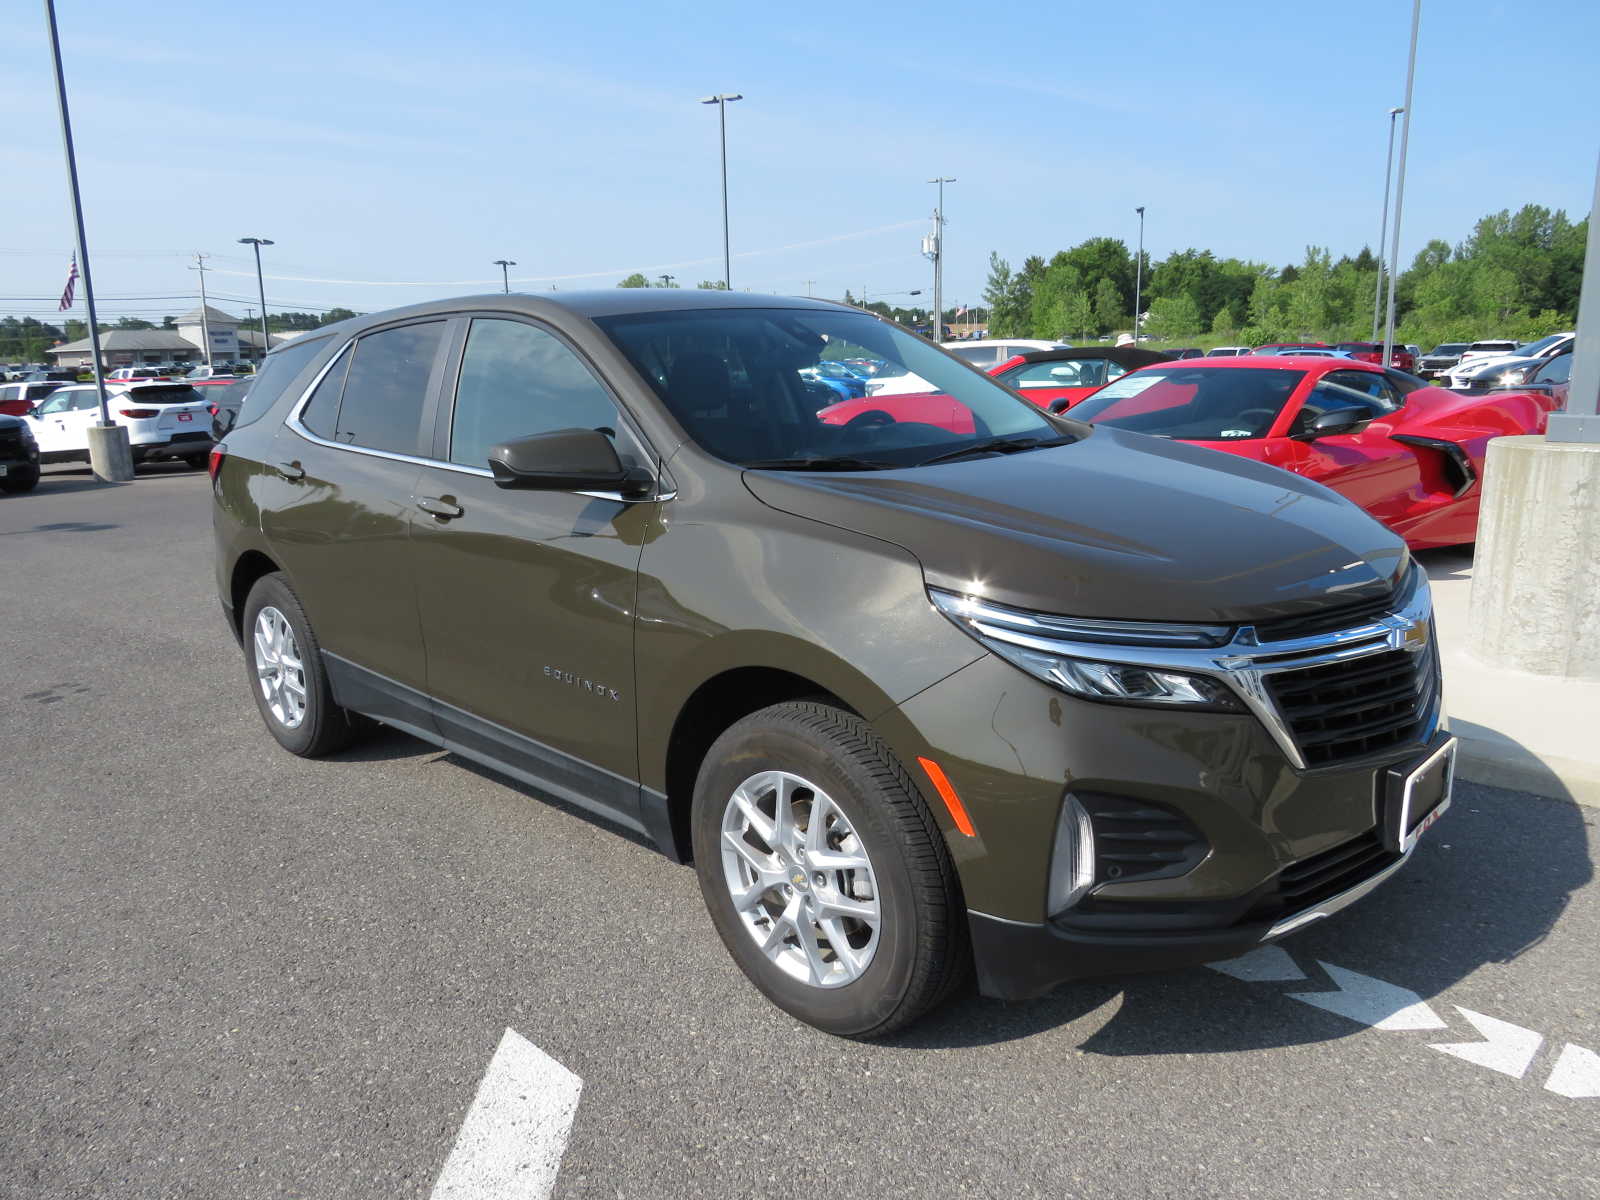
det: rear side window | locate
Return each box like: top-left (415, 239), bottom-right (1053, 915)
top-left (298, 350), bottom-right (349, 439)
top-left (235, 335), bottom-right (330, 431)
top-left (332, 321), bottom-right (445, 455)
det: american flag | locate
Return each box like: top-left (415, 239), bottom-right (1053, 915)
top-left (954, 305), bottom-right (967, 317)
top-left (58, 254), bottom-right (78, 311)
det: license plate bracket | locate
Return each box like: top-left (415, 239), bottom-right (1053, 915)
top-left (1381, 735), bottom-right (1456, 854)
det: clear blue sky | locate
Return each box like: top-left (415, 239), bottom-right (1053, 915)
top-left (5, 0), bottom-right (1596, 322)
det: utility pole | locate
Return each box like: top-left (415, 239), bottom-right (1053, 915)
top-left (191, 253), bottom-right (213, 368)
top-left (804, 280), bottom-right (815, 297)
top-left (926, 177), bottom-right (955, 342)
top-left (1133, 206), bottom-right (1146, 344)
top-left (699, 93), bottom-right (742, 289)
top-left (239, 236), bottom-right (274, 361)
top-left (1382, 0), bottom-right (1421, 368)
top-left (1371, 108), bottom-right (1403, 343)
top-left (43, 0), bottom-right (130, 479)
top-left (493, 259), bottom-right (516, 294)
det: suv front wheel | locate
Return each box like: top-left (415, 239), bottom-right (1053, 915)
top-left (691, 701), bottom-right (969, 1038)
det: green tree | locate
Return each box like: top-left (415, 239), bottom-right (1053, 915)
top-left (318, 308), bottom-right (358, 325)
top-left (1211, 302), bottom-right (1241, 335)
top-left (981, 252), bottom-right (1030, 338)
top-left (1143, 294), bottom-right (1201, 340)
top-left (617, 273), bottom-right (650, 288)
top-left (1092, 277), bottom-right (1123, 333)
top-left (114, 316), bottom-right (155, 330)
top-left (696, 280), bottom-right (729, 290)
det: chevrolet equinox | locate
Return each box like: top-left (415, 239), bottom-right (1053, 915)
top-left (212, 291), bottom-right (1454, 1037)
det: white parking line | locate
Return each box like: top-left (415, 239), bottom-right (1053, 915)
top-left (1286, 961), bottom-right (1447, 1030)
top-left (430, 1028), bottom-right (582, 1200)
top-left (1212, 949), bottom-right (1596, 1101)
top-left (1429, 1008), bottom-right (1543, 1079)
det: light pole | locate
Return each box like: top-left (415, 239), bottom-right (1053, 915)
top-left (190, 253), bottom-right (213, 369)
top-left (1133, 206), bottom-right (1146, 344)
top-left (699, 93), bottom-right (742, 289)
top-left (927, 177), bottom-right (955, 342)
top-left (493, 259), bottom-right (516, 294)
top-left (239, 237), bottom-right (274, 362)
top-left (1382, 0), bottom-right (1421, 368)
top-left (43, 0), bottom-right (127, 482)
top-left (658, 274), bottom-right (675, 288)
top-left (1371, 108), bottom-right (1403, 343)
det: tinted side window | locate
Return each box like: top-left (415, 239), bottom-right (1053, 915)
top-left (1322, 369), bottom-right (1398, 412)
top-left (333, 322), bottom-right (444, 455)
top-left (1536, 354), bottom-right (1572, 384)
top-left (235, 335), bottom-right (331, 430)
top-left (1384, 369), bottom-right (1427, 396)
top-left (449, 319), bottom-right (622, 468)
top-left (299, 349), bottom-right (349, 439)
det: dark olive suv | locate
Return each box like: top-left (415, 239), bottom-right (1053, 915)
top-left (212, 291), bottom-right (1454, 1037)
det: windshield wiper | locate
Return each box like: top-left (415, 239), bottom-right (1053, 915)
top-left (915, 434), bottom-right (1076, 467)
top-left (742, 455), bottom-right (900, 472)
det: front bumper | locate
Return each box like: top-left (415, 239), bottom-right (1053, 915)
top-left (969, 811), bottom-right (1431, 1000)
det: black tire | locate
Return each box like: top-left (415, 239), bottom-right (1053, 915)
top-left (183, 454), bottom-right (209, 470)
top-left (240, 572), bottom-right (361, 757)
top-left (0, 467), bottom-right (40, 494)
top-left (691, 701), bottom-right (969, 1038)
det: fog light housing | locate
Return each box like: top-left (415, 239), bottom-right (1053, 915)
top-left (1047, 795), bottom-right (1097, 915)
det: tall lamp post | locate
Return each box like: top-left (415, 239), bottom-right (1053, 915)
top-left (1382, 0), bottom-right (1422, 367)
top-left (927, 177), bottom-right (955, 342)
top-left (493, 259), bottom-right (516, 294)
top-left (1132, 206), bottom-right (1146, 344)
top-left (699, 93), bottom-right (742, 289)
top-left (1370, 108), bottom-right (1403, 343)
top-left (239, 237), bottom-right (274, 362)
top-left (43, 0), bottom-right (131, 479)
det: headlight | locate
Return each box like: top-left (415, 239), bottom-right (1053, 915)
top-left (929, 588), bottom-right (1245, 711)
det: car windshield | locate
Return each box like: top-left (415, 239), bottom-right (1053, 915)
top-left (1003, 357), bottom-right (1129, 390)
top-left (595, 307), bottom-right (1063, 469)
top-left (1069, 366), bottom-right (1307, 441)
top-left (1514, 334), bottom-right (1568, 357)
top-left (1429, 344), bottom-right (1467, 355)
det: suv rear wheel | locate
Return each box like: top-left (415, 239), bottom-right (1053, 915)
top-left (691, 701), bottom-right (969, 1038)
top-left (241, 573), bottom-right (360, 757)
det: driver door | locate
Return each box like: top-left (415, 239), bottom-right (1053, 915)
top-left (1277, 369), bottom-right (1419, 526)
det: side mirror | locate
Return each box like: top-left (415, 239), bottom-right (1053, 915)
top-left (487, 427), bottom-right (655, 498)
top-left (1297, 407), bottom-right (1368, 440)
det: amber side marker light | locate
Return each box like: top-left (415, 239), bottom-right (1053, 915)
top-left (917, 757), bottom-right (976, 838)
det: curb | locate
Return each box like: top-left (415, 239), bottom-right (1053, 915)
top-left (1453, 736), bottom-right (1600, 809)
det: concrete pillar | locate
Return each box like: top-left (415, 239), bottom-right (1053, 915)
top-left (1468, 435), bottom-right (1600, 680)
top-left (86, 422), bottom-right (134, 483)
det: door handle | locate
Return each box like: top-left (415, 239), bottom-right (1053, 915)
top-left (417, 496), bottom-right (464, 519)
top-left (275, 459), bottom-right (305, 480)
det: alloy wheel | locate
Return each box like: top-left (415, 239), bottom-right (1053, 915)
top-left (719, 770), bottom-right (881, 988)
top-left (253, 605), bottom-right (307, 729)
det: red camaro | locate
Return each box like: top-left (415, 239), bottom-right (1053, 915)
top-left (1067, 357), bottom-right (1560, 549)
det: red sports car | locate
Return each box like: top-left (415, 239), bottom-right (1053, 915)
top-left (816, 346), bottom-right (1172, 429)
top-left (989, 346), bottom-right (1174, 412)
top-left (1333, 341), bottom-right (1417, 373)
top-left (1066, 357), bottom-right (1560, 549)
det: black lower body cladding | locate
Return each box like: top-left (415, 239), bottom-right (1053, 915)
top-left (871, 654), bottom-right (1446, 1000)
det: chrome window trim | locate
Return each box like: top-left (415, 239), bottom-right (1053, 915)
top-left (284, 337), bottom-right (673, 502)
top-left (932, 570), bottom-right (1437, 771)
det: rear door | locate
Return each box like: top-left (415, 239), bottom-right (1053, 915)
top-left (259, 319), bottom-right (450, 726)
top-left (29, 388), bottom-right (99, 457)
top-left (408, 315), bottom-right (660, 830)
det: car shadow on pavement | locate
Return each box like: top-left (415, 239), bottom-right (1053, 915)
top-left (1415, 544), bottom-right (1474, 581)
top-left (886, 777), bottom-right (1592, 1053)
top-left (0, 519), bottom-right (120, 535)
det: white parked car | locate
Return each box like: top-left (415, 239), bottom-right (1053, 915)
top-left (867, 339), bottom-right (1069, 397)
top-left (1204, 346), bottom-right (1253, 357)
top-left (107, 366), bottom-right (173, 383)
top-left (1444, 333), bottom-right (1574, 390)
top-left (26, 382), bottom-right (216, 469)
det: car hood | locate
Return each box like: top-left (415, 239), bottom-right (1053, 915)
top-left (742, 425), bottom-right (1408, 623)
top-left (1454, 354), bottom-right (1537, 377)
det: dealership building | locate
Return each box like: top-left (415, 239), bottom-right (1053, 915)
top-left (48, 306), bottom-right (283, 370)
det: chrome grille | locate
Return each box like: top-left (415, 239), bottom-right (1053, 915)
top-left (1265, 641), bottom-right (1437, 767)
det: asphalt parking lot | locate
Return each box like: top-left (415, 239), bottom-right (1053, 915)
top-left (2, 464), bottom-right (1597, 1200)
